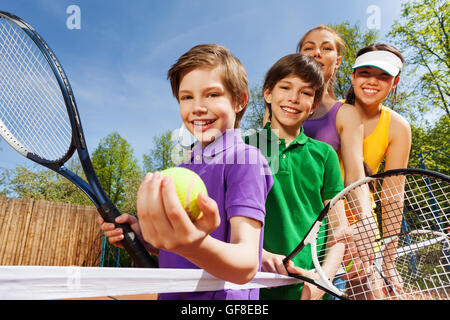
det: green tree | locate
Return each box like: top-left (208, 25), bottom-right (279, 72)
top-left (0, 159), bottom-right (91, 205)
top-left (91, 132), bottom-right (141, 211)
top-left (143, 129), bottom-right (177, 172)
top-left (389, 0), bottom-right (449, 116)
top-left (409, 114), bottom-right (450, 174)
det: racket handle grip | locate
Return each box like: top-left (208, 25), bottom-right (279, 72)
top-left (99, 202), bottom-right (158, 268)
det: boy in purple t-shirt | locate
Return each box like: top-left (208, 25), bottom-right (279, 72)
top-left (98, 44), bottom-right (273, 300)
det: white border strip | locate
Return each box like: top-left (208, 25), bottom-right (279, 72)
top-left (0, 266), bottom-right (301, 300)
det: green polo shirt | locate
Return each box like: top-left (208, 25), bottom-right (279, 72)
top-left (244, 123), bottom-right (344, 300)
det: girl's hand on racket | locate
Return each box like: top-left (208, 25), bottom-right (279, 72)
top-left (137, 172), bottom-right (220, 255)
top-left (286, 265), bottom-right (326, 300)
top-left (97, 214), bottom-right (159, 255)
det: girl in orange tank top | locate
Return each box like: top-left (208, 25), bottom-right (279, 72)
top-left (345, 44), bottom-right (412, 299)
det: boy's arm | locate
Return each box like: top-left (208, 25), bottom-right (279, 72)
top-left (182, 216), bottom-right (262, 285)
top-left (137, 172), bottom-right (262, 285)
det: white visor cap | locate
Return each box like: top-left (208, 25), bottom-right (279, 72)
top-left (352, 51), bottom-right (403, 76)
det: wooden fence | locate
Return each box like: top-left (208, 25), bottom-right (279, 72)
top-left (0, 196), bottom-right (102, 266)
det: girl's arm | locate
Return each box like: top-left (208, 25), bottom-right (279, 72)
top-left (336, 104), bottom-right (366, 186)
top-left (137, 172), bottom-right (262, 285)
top-left (384, 111), bottom-right (411, 171)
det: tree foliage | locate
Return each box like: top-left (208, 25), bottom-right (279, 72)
top-left (91, 132), bottom-right (142, 212)
top-left (0, 159), bottom-right (91, 205)
top-left (389, 0), bottom-right (449, 116)
top-left (409, 114), bottom-right (450, 174)
top-left (142, 129), bottom-right (177, 172)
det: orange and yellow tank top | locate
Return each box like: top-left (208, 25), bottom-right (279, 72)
top-left (344, 105), bottom-right (391, 228)
top-left (363, 105), bottom-right (391, 174)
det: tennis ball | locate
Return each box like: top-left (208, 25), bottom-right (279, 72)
top-left (160, 167), bottom-right (207, 221)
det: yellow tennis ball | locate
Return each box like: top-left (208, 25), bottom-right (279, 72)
top-left (160, 167), bottom-right (207, 221)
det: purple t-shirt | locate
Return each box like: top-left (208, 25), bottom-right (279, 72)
top-left (158, 129), bottom-right (273, 300)
top-left (303, 102), bottom-right (343, 152)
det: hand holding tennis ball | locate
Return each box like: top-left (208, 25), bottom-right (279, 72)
top-left (161, 167), bottom-right (208, 221)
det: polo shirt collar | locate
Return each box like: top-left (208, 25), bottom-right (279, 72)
top-left (190, 128), bottom-right (242, 161)
top-left (261, 122), bottom-right (308, 145)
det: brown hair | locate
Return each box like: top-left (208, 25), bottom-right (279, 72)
top-left (167, 44), bottom-right (249, 128)
top-left (345, 43), bottom-right (405, 105)
top-left (263, 53), bottom-right (325, 120)
top-left (296, 25), bottom-right (345, 99)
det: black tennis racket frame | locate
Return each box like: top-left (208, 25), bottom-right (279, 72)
top-left (0, 11), bottom-right (157, 268)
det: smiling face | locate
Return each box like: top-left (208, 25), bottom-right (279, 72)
top-left (264, 74), bottom-right (316, 133)
top-left (178, 66), bottom-right (242, 146)
top-left (351, 66), bottom-right (400, 106)
top-left (299, 29), bottom-right (342, 83)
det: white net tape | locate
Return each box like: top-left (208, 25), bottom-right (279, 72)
top-left (0, 266), bottom-right (300, 300)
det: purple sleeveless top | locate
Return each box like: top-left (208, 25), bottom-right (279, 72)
top-left (303, 102), bottom-right (343, 152)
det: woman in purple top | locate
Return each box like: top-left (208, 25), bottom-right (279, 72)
top-left (98, 44), bottom-right (273, 300)
top-left (298, 26), bottom-right (366, 187)
top-left (297, 26), bottom-right (375, 298)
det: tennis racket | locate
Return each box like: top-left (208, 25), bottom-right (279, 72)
top-left (0, 11), bottom-right (157, 268)
top-left (283, 168), bottom-right (449, 300)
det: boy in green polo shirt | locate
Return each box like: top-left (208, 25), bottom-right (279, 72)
top-left (244, 53), bottom-right (345, 300)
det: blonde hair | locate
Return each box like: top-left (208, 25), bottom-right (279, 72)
top-left (296, 25), bottom-right (346, 99)
top-left (167, 44), bottom-right (249, 128)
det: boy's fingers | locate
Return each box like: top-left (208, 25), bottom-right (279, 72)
top-left (286, 264), bottom-right (308, 277)
top-left (137, 173), bottom-right (154, 219)
top-left (103, 227), bottom-right (123, 238)
top-left (137, 172), bottom-right (161, 243)
top-left (197, 192), bottom-right (218, 215)
top-left (99, 222), bottom-right (116, 232)
top-left (96, 216), bottom-right (104, 225)
top-left (108, 235), bottom-right (125, 248)
top-left (161, 176), bottom-right (191, 230)
top-left (115, 213), bottom-right (132, 224)
top-left (195, 192), bottom-right (221, 232)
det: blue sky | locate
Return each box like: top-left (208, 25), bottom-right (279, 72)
top-left (0, 0), bottom-right (404, 170)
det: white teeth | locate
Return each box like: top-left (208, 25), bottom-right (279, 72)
top-left (281, 106), bottom-right (300, 114)
top-left (193, 120), bottom-right (215, 126)
top-left (363, 88), bottom-right (378, 94)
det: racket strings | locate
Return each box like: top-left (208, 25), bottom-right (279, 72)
top-left (0, 25), bottom-right (69, 159)
top-left (319, 173), bottom-right (449, 300)
top-left (0, 21), bottom-right (72, 159)
top-left (0, 17), bottom-right (72, 162)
